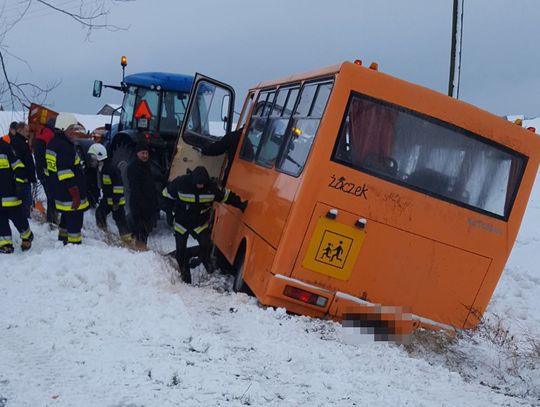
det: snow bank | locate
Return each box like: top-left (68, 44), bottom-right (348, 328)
top-left (1, 210), bottom-right (537, 406)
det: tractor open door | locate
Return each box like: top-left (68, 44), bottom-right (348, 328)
top-left (168, 74), bottom-right (235, 185)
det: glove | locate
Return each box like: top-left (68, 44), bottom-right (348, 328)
top-left (238, 200), bottom-right (248, 213)
top-left (68, 186), bottom-right (81, 210)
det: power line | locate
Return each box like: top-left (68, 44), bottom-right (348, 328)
top-left (456, 0), bottom-right (465, 99)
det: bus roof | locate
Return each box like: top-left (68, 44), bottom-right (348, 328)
top-left (124, 72), bottom-right (194, 93)
top-left (252, 64), bottom-right (341, 89)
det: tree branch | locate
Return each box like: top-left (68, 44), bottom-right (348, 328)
top-left (0, 0), bottom-right (132, 111)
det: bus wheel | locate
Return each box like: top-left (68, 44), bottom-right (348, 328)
top-left (232, 248), bottom-right (252, 295)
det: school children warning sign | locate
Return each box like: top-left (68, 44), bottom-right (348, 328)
top-left (302, 217), bottom-right (365, 281)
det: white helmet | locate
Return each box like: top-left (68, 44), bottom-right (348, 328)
top-left (88, 143), bottom-right (108, 161)
top-left (55, 112), bottom-right (79, 131)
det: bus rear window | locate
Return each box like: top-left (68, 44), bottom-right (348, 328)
top-left (332, 94), bottom-right (527, 219)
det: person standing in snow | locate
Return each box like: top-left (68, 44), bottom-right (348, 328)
top-left (87, 143), bottom-right (132, 244)
top-left (33, 117), bottom-right (57, 224)
top-left (8, 122), bottom-right (36, 218)
top-left (127, 141), bottom-right (157, 250)
top-left (0, 137), bottom-right (34, 253)
top-left (162, 166), bottom-right (247, 283)
top-left (46, 113), bottom-right (89, 245)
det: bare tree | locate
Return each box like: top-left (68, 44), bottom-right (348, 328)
top-left (0, 0), bottom-right (132, 111)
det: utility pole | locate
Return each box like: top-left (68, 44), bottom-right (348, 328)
top-left (448, 0), bottom-right (463, 98)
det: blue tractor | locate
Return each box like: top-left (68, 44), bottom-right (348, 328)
top-left (93, 60), bottom-right (195, 217)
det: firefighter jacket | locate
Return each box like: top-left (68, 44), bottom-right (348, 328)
top-left (162, 172), bottom-right (244, 236)
top-left (34, 126), bottom-right (54, 181)
top-left (46, 131), bottom-right (89, 212)
top-left (11, 132), bottom-right (36, 183)
top-left (100, 160), bottom-right (125, 207)
top-left (0, 139), bottom-right (28, 208)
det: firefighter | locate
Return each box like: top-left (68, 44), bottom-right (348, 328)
top-left (127, 141), bottom-right (158, 250)
top-left (46, 113), bottom-right (89, 244)
top-left (10, 122), bottom-right (37, 218)
top-left (33, 117), bottom-right (57, 223)
top-left (1, 121), bottom-right (17, 143)
top-left (87, 143), bottom-right (132, 243)
top-left (162, 166), bottom-right (248, 283)
top-left (0, 137), bottom-right (33, 253)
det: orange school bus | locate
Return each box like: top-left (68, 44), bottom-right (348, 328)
top-left (170, 61), bottom-right (540, 332)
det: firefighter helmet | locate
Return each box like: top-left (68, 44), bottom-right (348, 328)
top-left (55, 112), bottom-right (79, 131)
top-left (88, 143), bottom-right (108, 161)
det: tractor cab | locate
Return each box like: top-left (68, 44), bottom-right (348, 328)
top-left (93, 60), bottom-right (196, 217)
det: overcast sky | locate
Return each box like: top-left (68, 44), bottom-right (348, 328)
top-left (2, 0), bottom-right (539, 118)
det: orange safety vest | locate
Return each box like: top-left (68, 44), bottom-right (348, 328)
top-left (1, 134), bottom-right (11, 144)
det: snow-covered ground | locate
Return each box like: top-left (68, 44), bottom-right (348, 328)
top-left (0, 183), bottom-right (539, 405)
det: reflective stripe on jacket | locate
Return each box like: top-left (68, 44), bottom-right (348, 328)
top-left (0, 140), bottom-right (28, 208)
top-left (163, 171), bottom-right (243, 233)
top-left (100, 160), bottom-right (125, 207)
top-left (46, 132), bottom-right (88, 212)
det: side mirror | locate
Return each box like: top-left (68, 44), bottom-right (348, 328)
top-left (93, 80), bottom-right (103, 98)
top-left (221, 94), bottom-right (230, 122)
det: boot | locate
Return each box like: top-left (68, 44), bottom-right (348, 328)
top-left (134, 239), bottom-right (147, 251)
top-left (0, 244), bottom-right (14, 254)
top-left (95, 212), bottom-right (108, 231)
top-left (121, 233), bottom-right (137, 249)
top-left (121, 233), bottom-right (133, 244)
top-left (179, 266), bottom-right (192, 284)
top-left (21, 231), bottom-right (34, 252)
top-left (58, 229), bottom-right (68, 244)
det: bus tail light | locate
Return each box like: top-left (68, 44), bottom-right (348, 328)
top-left (354, 59), bottom-right (362, 66)
top-left (527, 126), bottom-right (536, 132)
top-left (283, 285), bottom-right (328, 307)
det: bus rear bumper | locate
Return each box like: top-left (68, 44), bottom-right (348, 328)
top-left (264, 274), bottom-right (453, 334)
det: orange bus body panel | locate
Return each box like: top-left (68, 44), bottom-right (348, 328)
top-left (213, 61), bottom-right (540, 332)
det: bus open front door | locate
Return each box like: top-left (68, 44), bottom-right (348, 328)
top-left (168, 73), bottom-right (235, 184)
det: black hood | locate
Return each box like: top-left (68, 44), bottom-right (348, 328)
top-left (191, 166), bottom-right (210, 187)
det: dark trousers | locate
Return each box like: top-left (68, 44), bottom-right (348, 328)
top-left (41, 178), bottom-right (57, 223)
top-left (174, 228), bottom-right (212, 284)
top-left (58, 211), bottom-right (84, 244)
top-left (132, 215), bottom-right (153, 246)
top-left (96, 200), bottom-right (130, 238)
top-left (21, 183), bottom-right (32, 219)
top-left (0, 206), bottom-right (31, 247)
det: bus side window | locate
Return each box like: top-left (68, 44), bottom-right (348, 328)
top-left (239, 89), bottom-right (275, 161)
top-left (256, 86), bottom-right (300, 168)
top-left (332, 93), bottom-right (527, 219)
top-left (277, 80), bottom-right (334, 176)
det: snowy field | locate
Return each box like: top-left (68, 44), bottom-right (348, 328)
top-left (0, 182), bottom-right (539, 406)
